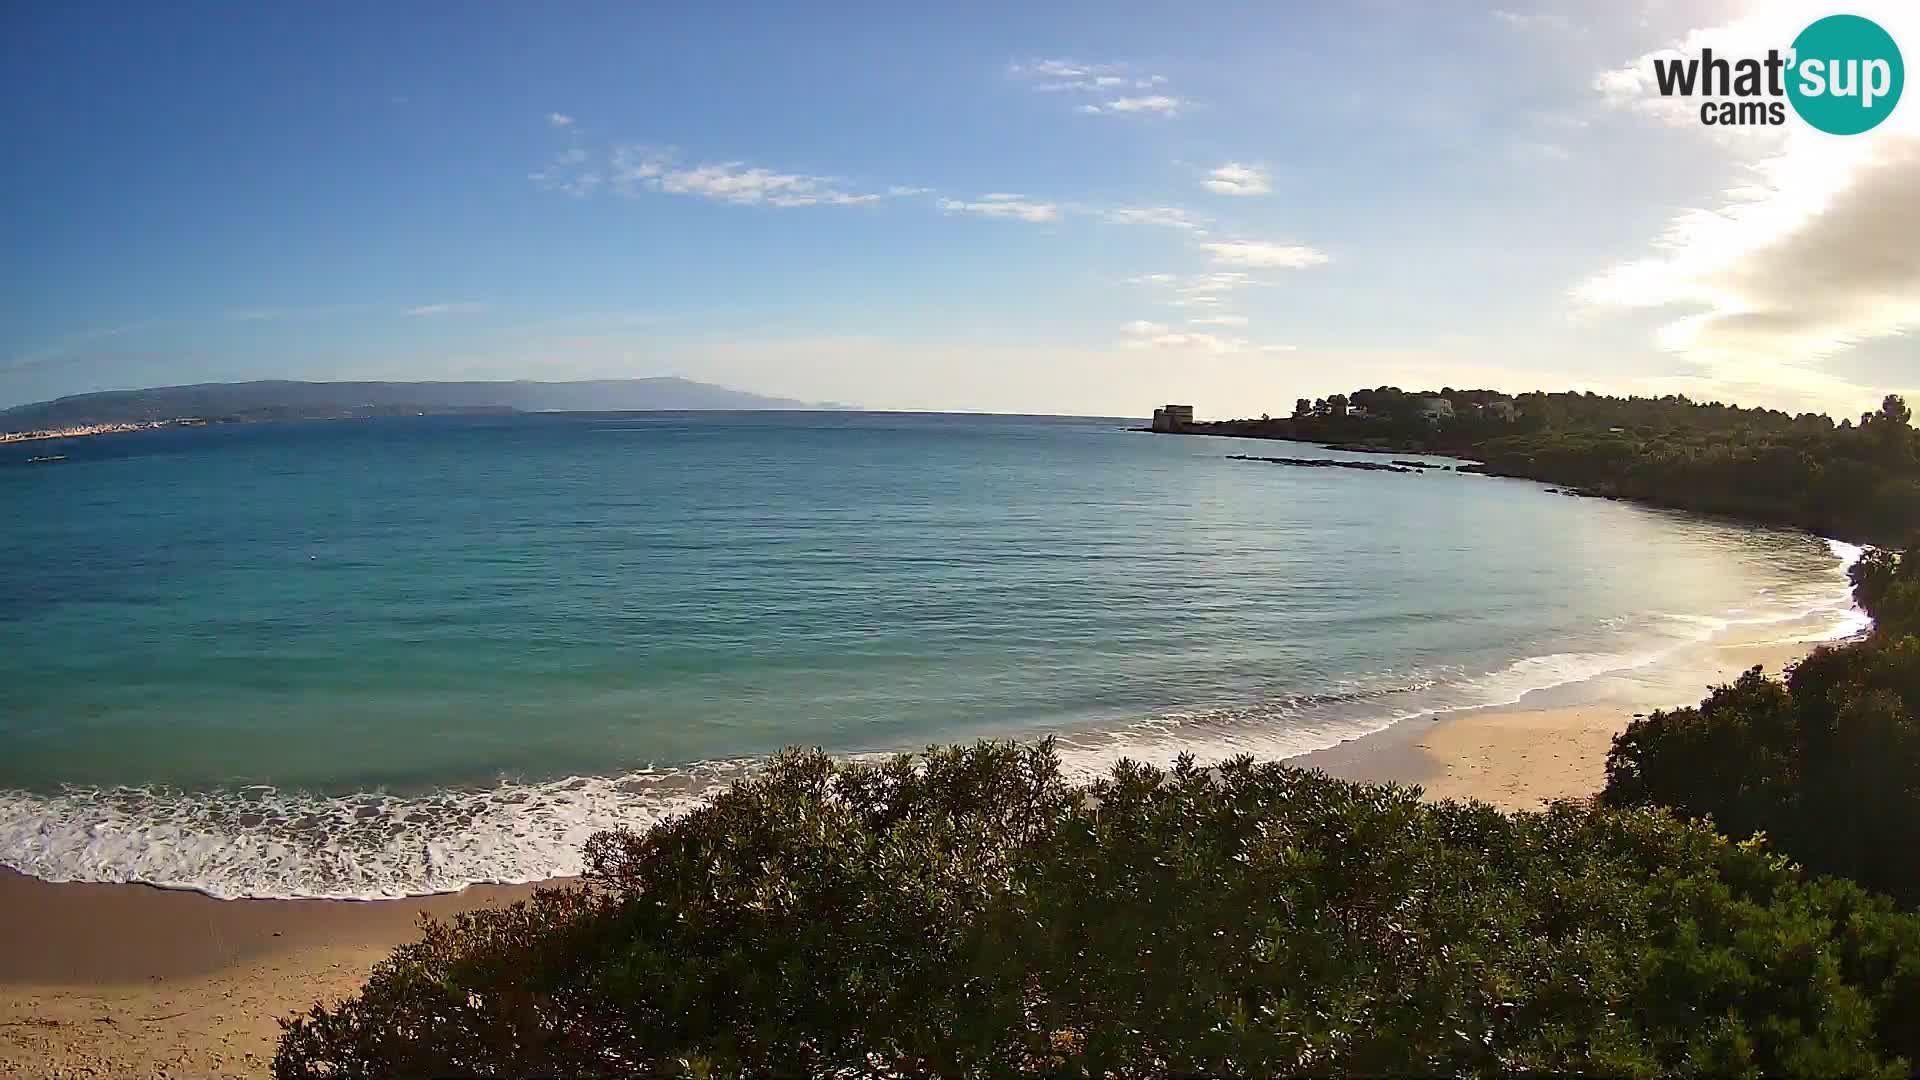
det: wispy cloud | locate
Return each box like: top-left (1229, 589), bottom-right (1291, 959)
top-left (1105, 206), bottom-right (1206, 230)
top-left (2, 321), bottom-right (161, 373)
top-left (405, 302), bottom-right (487, 317)
top-left (1010, 58), bottom-right (1185, 116)
top-left (547, 112), bottom-right (575, 128)
top-left (936, 193), bottom-right (1060, 223)
top-left (1202, 163), bottom-right (1270, 196)
top-left (1116, 319), bottom-right (1287, 355)
top-left (1189, 314), bottom-right (1249, 327)
top-left (1202, 241), bottom-right (1330, 269)
top-left (541, 144), bottom-right (917, 208)
top-left (530, 147), bottom-right (602, 197)
top-left (1129, 271), bottom-right (1273, 308)
top-left (1080, 95), bottom-right (1184, 116)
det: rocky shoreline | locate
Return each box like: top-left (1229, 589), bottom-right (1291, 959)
top-left (1226, 453), bottom-right (1451, 475)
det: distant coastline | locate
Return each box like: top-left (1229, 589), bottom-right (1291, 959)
top-left (1138, 388), bottom-right (1920, 548)
top-left (0, 419), bottom-right (185, 444)
top-left (0, 377), bottom-right (842, 437)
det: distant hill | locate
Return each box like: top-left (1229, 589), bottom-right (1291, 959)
top-left (0, 378), bottom-right (838, 432)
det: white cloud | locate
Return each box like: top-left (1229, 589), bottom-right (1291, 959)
top-left (529, 147), bottom-right (601, 197)
top-left (547, 112), bottom-right (575, 128)
top-left (1106, 206), bottom-right (1205, 230)
top-left (1202, 163), bottom-right (1270, 196)
top-left (404, 302), bottom-right (486, 317)
top-left (1130, 271), bottom-right (1274, 308)
top-left (1083, 94), bottom-right (1184, 116)
top-left (547, 145), bottom-right (915, 208)
top-left (1010, 58), bottom-right (1172, 97)
top-left (1201, 241), bottom-right (1330, 269)
top-left (1119, 319), bottom-right (1288, 356)
top-left (936, 193), bottom-right (1060, 223)
top-left (1190, 314), bottom-right (1249, 327)
top-left (1012, 62), bottom-right (1187, 116)
top-left (1576, 1), bottom-right (1920, 411)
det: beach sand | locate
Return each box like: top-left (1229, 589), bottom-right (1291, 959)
top-left (0, 631), bottom-right (1834, 1077)
top-left (0, 875), bottom-right (551, 1078)
top-left (1292, 634), bottom-right (1820, 811)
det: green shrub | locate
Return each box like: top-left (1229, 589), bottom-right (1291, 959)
top-left (1604, 544), bottom-right (1920, 908)
top-left (278, 742), bottom-right (1920, 1078)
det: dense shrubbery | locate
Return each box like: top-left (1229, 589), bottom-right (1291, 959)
top-left (1603, 544), bottom-right (1920, 908)
top-left (278, 742), bottom-right (1920, 1078)
top-left (1851, 541), bottom-right (1920, 638)
top-left (1211, 389), bottom-right (1920, 545)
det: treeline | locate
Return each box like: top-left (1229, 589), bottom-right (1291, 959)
top-left (1604, 543), bottom-right (1920, 906)
top-left (1203, 389), bottom-right (1920, 545)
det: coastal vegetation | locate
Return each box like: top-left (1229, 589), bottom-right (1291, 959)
top-left (1603, 543), bottom-right (1920, 906)
top-left (1196, 388), bottom-right (1920, 546)
top-left (278, 742), bottom-right (1920, 1078)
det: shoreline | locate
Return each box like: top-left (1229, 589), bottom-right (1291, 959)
top-left (1292, 630), bottom-right (1825, 811)
top-left (0, 628), bottom-right (1856, 1076)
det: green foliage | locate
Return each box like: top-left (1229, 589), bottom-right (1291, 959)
top-left (1605, 544), bottom-right (1920, 909)
top-left (1850, 542), bottom-right (1920, 638)
top-left (278, 742), bottom-right (1920, 1078)
top-left (1205, 389), bottom-right (1920, 545)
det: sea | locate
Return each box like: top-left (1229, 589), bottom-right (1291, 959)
top-left (0, 412), bottom-right (1868, 899)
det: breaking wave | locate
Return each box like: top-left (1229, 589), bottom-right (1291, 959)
top-left (0, 539), bottom-right (1871, 900)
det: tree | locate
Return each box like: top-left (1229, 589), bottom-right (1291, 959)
top-left (279, 743), bottom-right (1920, 1078)
top-left (1603, 546), bottom-right (1920, 905)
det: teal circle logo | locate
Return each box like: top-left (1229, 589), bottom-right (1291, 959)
top-left (1788, 14), bottom-right (1903, 134)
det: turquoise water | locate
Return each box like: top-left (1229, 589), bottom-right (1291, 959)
top-left (0, 412), bottom-right (1863, 897)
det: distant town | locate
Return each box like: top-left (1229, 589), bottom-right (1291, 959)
top-left (0, 419), bottom-right (209, 444)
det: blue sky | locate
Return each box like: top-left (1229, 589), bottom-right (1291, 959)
top-left (5, 0), bottom-right (1916, 418)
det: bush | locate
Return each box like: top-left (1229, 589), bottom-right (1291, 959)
top-left (278, 742), bottom-right (1920, 1078)
top-left (1603, 544), bottom-right (1920, 907)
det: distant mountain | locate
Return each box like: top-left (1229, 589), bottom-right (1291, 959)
top-left (0, 378), bottom-right (840, 432)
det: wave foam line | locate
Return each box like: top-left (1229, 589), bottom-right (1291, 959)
top-left (0, 537), bottom-right (1877, 901)
top-left (0, 760), bottom-right (758, 900)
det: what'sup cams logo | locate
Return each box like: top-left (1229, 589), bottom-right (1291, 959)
top-left (1654, 13), bottom-right (1903, 133)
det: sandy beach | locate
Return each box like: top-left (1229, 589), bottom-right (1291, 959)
top-left (1295, 632), bottom-right (1818, 810)
top-left (0, 630), bottom-right (1830, 1078)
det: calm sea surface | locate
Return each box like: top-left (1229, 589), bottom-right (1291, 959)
top-left (0, 412), bottom-right (1864, 897)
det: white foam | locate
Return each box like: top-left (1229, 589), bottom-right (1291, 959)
top-left (0, 761), bottom-right (754, 900)
top-left (0, 535), bottom-right (1878, 900)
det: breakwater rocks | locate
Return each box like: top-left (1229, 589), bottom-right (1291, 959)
top-left (1227, 454), bottom-right (1451, 474)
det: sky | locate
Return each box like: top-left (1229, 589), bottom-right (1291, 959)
top-left (4, 0), bottom-right (1916, 419)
